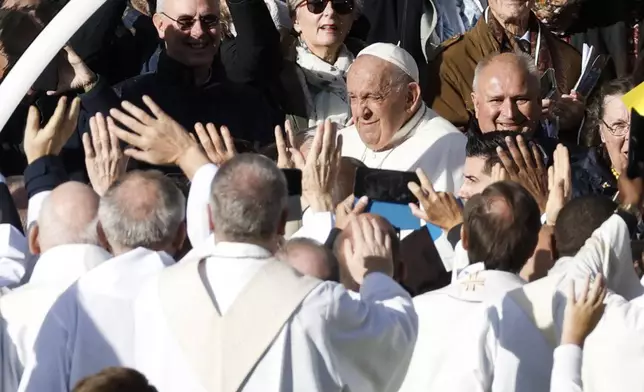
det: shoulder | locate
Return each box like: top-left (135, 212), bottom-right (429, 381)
top-left (545, 29), bottom-right (581, 59)
top-left (427, 34), bottom-right (466, 64)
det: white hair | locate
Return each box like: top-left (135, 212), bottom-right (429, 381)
top-left (156, 0), bottom-right (165, 13)
top-left (472, 52), bottom-right (539, 92)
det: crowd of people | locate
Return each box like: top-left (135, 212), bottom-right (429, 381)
top-left (0, 0), bottom-right (644, 391)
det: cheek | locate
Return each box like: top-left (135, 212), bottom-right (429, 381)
top-left (296, 14), bottom-right (320, 39)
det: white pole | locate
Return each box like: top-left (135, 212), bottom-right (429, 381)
top-left (0, 0), bottom-right (108, 133)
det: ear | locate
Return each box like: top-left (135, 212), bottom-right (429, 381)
top-left (152, 13), bottom-right (166, 39)
top-left (599, 129), bottom-right (607, 144)
top-left (406, 82), bottom-right (422, 112)
top-left (171, 221), bottom-right (187, 255)
top-left (292, 13), bottom-right (301, 34)
top-left (471, 92), bottom-right (480, 118)
top-left (28, 224), bottom-right (41, 255)
top-left (208, 207), bottom-right (215, 232)
top-left (460, 224), bottom-right (468, 251)
top-left (96, 222), bottom-right (112, 253)
top-left (277, 208), bottom-right (288, 236)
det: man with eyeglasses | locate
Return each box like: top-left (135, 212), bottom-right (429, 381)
top-left (60, 0), bottom-right (279, 175)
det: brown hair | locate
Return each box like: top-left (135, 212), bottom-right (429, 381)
top-left (73, 367), bottom-right (157, 392)
top-left (464, 181), bottom-right (541, 273)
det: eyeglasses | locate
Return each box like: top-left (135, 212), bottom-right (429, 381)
top-left (601, 119), bottom-right (630, 137)
top-left (296, 0), bottom-right (354, 15)
top-left (161, 12), bottom-right (220, 31)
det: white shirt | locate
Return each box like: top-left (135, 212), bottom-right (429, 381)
top-left (431, 214), bottom-right (633, 392)
top-left (551, 345), bottom-right (583, 392)
top-left (0, 225), bottom-right (27, 289)
top-left (399, 263), bottom-right (525, 392)
top-left (17, 248), bottom-right (175, 392)
top-left (341, 104), bottom-right (466, 193)
top-left (134, 242), bottom-right (418, 392)
top-left (0, 244), bottom-right (110, 392)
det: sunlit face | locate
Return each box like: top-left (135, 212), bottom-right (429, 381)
top-left (293, 0), bottom-right (354, 59)
top-left (488, 0), bottom-right (533, 21)
top-left (347, 56), bottom-right (418, 151)
top-left (600, 94), bottom-right (630, 173)
top-left (154, 0), bottom-right (221, 68)
top-left (473, 60), bottom-right (541, 134)
top-left (458, 156), bottom-right (493, 202)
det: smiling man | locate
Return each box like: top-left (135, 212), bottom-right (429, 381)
top-left (340, 43), bottom-right (466, 193)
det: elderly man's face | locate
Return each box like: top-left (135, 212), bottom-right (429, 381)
top-left (457, 156), bottom-right (493, 203)
top-left (472, 60), bottom-right (541, 134)
top-left (489, 0), bottom-right (534, 21)
top-left (347, 56), bottom-right (416, 151)
top-left (154, 0), bottom-right (221, 68)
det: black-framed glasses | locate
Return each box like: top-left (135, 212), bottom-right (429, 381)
top-left (601, 118), bottom-right (629, 137)
top-left (161, 12), bottom-right (220, 31)
top-left (296, 0), bottom-right (354, 15)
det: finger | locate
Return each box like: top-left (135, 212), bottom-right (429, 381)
top-left (497, 144), bottom-right (517, 174)
top-left (321, 119), bottom-right (336, 161)
top-left (275, 125), bottom-right (288, 155)
top-left (121, 100), bottom-right (155, 125)
top-left (516, 135), bottom-right (535, 170)
top-left (96, 113), bottom-right (110, 157)
top-left (360, 215), bottom-right (375, 247)
top-left (65, 97), bottom-right (82, 131)
top-left (195, 123), bottom-right (214, 155)
top-left (416, 168), bottom-right (437, 199)
top-left (141, 95), bottom-right (167, 120)
top-left (334, 134), bottom-right (343, 166)
top-left (108, 116), bottom-right (143, 147)
top-left (596, 275), bottom-right (608, 306)
top-left (560, 145), bottom-right (571, 198)
top-left (285, 119), bottom-right (296, 149)
top-left (24, 105), bottom-right (41, 140)
top-left (289, 148), bottom-right (306, 169)
top-left (45, 96), bottom-right (69, 135)
top-left (353, 196), bottom-right (369, 214)
top-left (342, 238), bottom-right (354, 262)
top-left (349, 214), bottom-right (364, 247)
top-left (548, 166), bottom-right (554, 191)
top-left (91, 115), bottom-right (102, 154)
top-left (108, 117), bottom-right (122, 156)
top-left (307, 122), bottom-right (325, 163)
top-left (590, 274), bottom-right (606, 306)
top-left (531, 142), bottom-right (545, 173)
top-left (579, 275), bottom-right (591, 304)
top-left (370, 218), bottom-right (384, 248)
top-left (408, 182), bottom-right (427, 205)
top-left (567, 279), bottom-right (576, 306)
top-left (123, 147), bottom-right (150, 163)
top-left (109, 108), bottom-right (147, 135)
top-left (409, 203), bottom-right (429, 221)
top-left (205, 123), bottom-right (225, 153)
top-left (82, 131), bottom-right (96, 159)
top-left (220, 125), bottom-right (236, 154)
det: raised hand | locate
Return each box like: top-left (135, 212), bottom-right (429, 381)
top-left (545, 144), bottom-right (572, 226)
top-left (194, 123), bottom-right (237, 166)
top-left (108, 95), bottom-right (209, 180)
top-left (490, 162), bottom-right (508, 183)
top-left (83, 113), bottom-right (128, 196)
top-left (24, 96), bottom-right (81, 164)
top-left (497, 135), bottom-right (549, 212)
top-left (275, 120), bottom-right (299, 169)
top-left (561, 274), bottom-right (607, 347)
top-left (47, 46), bottom-right (97, 96)
top-left (407, 168), bottom-right (463, 231)
top-left (300, 119), bottom-right (342, 212)
top-left (343, 214), bottom-right (394, 285)
top-left (335, 194), bottom-right (369, 230)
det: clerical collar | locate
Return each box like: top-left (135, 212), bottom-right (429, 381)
top-left (377, 104), bottom-right (428, 152)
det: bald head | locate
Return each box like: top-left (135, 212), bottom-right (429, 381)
top-left (35, 182), bottom-right (100, 254)
top-left (347, 55), bottom-right (422, 152)
top-left (98, 170), bottom-right (186, 254)
top-left (472, 52), bottom-right (541, 134)
top-left (463, 181), bottom-right (541, 273)
top-left (281, 238), bottom-right (338, 281)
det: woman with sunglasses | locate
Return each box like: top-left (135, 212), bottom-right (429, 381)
top-left (581, 77), bottom-right (634, 198)
top-left (286, 0), bottom-right (362, 130)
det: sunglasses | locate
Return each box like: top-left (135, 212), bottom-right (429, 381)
top-left (161, 12), bottom-right (220, 31)
top-left (296, 0), bottom-right (354, 15)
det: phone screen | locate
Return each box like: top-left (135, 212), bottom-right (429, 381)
top-left (353, 167), bottom-right (419, 205)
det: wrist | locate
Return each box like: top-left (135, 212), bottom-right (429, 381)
top-left (305, 193), bottom-right (333, 212)
top-left (177, 143), bottom-right (208, 181)
top-left (561, 332), bottom-right (585, 348)
top-left (81, 73), bottom-right (99, 93)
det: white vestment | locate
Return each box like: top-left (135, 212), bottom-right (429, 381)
top-left (340, 104), bottom-right (466, 193)
top-left (18, 248), bottom-right (174, 392)
top-left (0, 225), bottom-right (28, 289)
top-left (399, 263), bottom-right (525, 392)
top-left (133, 242), bottom-right (418, 392)
top-left (430, 214), bottom-right (636, 392)
top-left (0, 244), bottom-right (110, 392)
top-left (551, 344), bottom-right (583, 392)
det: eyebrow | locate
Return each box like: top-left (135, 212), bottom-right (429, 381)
top-left (465, 175), bottom-right (479, 182)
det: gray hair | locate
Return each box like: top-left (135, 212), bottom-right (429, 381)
top-left (156, 0), bottom-right (165, 13)
top-left (472, 52), bottom-right (539, 92)
top-left (98, 171), bottom-right (186, 249)
top-left (209, 153), bottom-right (287, 242)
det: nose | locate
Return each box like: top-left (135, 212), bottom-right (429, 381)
top-left (191, 18), bottom-right (205, 37)
top-left (323, 0), bottom-right (335, 16)
top-left (457, 185), bottom-right (468, 201)
top-left (500, 99), bottom-right (519, 120)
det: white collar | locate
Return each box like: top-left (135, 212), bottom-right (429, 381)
top-left (209, 242), bottom-right (273, 260)
top-left (29, 244), bottom-right (111, 285)
top-left (366, 104), bottom-right (428, 154)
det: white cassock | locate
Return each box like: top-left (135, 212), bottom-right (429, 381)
top-left (550, 345), bottom-right (583, 392)
top-left (430, 214), bottom-right (639, 392)
top-left (399, 262), bottom-right (525, 392)
top-left (340, 104), bottom-right (466, 193)
top-left (17, 248), bottom-right (174, 392)
top-left (133, 242), bottom-right (418, 392)
top-left (0, 244), bottom-right (110, 392)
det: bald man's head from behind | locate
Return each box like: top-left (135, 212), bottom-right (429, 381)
top-left (281, 238), bottom-right (339, 281)
top-left (334, 213), bottom-right (403, 291)
top-left (347, 54), bottom-right (423, 152)
top-left (472, 52), bottom-right (541, 134)
top-left (98, 170), bottom-right (186, 257)
top-left (462, 181), bottom-right (541, 273)
top-left (29, 182), bottom-right (100, 255)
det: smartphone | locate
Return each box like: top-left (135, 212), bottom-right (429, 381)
top-left (540, 68), bottom-right (557, 100)
top-left (627, 109), bottom-right (644, 179)
top-left (353, 167), bottom-right (421, 231)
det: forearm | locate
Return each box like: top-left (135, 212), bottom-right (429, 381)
top-left (186, 161), bottom-right (219, 248)
top-left (550, 344), bottom-right (583, 392)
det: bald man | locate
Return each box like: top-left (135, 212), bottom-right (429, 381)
top-left (341, 43), bottom-right (466, 193)
top-left (1, 182), bottom-right (111, 392)
top-left (281, 238), bottom-right (339, 281)
top-left (401, 181), bottom-right (541, 391)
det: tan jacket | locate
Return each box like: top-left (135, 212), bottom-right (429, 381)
top-left (423, 15), bottom-right (582, 129)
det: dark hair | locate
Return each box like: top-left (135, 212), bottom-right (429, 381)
top-left (583, 77), bottom-right (634, 152)
top-left (554, 195), bottom-right (617, 258)
top-left (464, 181), bottom-right (541, 273)
top-left (466, 130), bottom-right (519, 175)
top-left (73, 367), bottom-right (157, 392)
